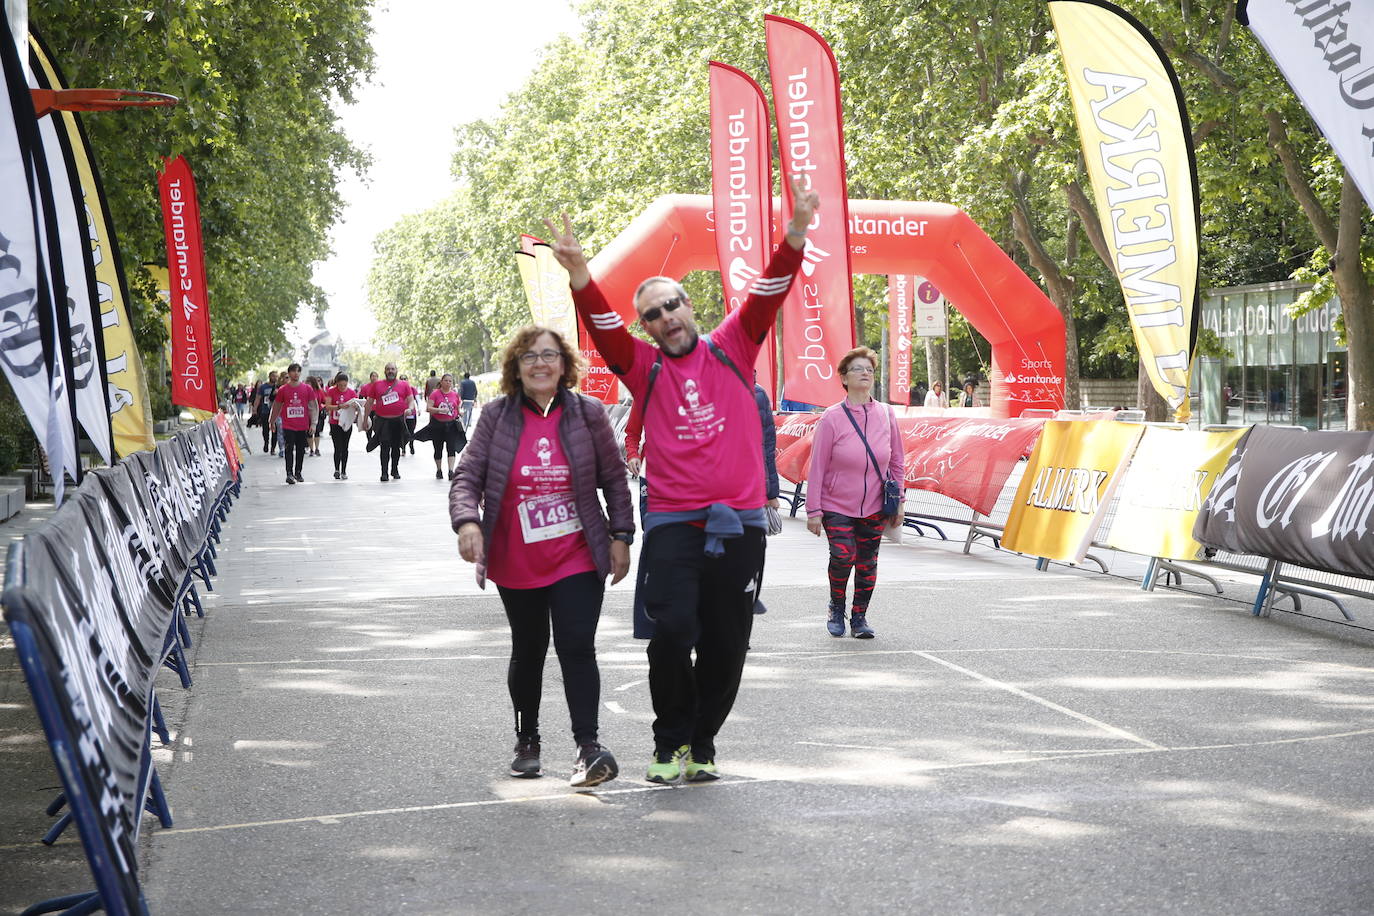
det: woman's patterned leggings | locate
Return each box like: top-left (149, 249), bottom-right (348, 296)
top-left (822, 510), bottom-right (885, 611)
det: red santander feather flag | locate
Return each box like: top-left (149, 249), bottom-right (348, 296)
top-left (157, 155), bottom-right (217, 413)
top-left (709, 61), bottom-right (776, 405)
top-left (765, 15), bottom-right (856, 407)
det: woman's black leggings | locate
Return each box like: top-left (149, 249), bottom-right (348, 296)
top-left (496, 570), bottom-right (605, 746)
top-left (329, 425), bottom-right (351, 473)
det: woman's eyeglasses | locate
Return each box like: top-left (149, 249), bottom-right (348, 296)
top-left (846, 366), bottom-right (875, 375)
top-left (639, 296), bottom-right (685, 324)
top-left (519, 349), bottom-right (563, 366)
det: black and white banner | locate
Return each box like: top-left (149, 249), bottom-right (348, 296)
top-left (1, 419), bottom-right (236, 913)
top-left (0, 7), bottom-right (76, 500)
top-left (29, 39), bottom-right (113, 463)
top-left (1239, 0), bottom-right (1374, 210)
top-left (1194, 425), bottom-right (1374, 579)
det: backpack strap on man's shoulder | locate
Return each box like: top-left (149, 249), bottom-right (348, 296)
top-left (642, 351), bottom-right (665, 412)
top-left (704, 334), bottom-right (750, 393)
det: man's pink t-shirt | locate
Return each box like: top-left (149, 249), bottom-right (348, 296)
top-left (362, 378), bottom-right (416, 418)
top-left (429, 389), bottom-right (460, 420)
top-left (619, 313), bottom-right (764, 512)
top-left (273, 382), bottom-right (318, 431)
top-left (324, 386), bottom-right (356, 425)
top-left (486, 404), bottom-right (596, 589)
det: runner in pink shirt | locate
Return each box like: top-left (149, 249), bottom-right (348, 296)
top-left (322, 373), bottom-right (358, 479)
top-left (268, 362), bottom-right (319, 485)
top-left (361, 362), bottom-right (418, 481)
top-left (424, 373), bottom-right (466, 480)
top-left (541, 178), bottom-right (818, 784)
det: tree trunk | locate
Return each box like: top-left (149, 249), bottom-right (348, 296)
top-left (1010, 181), bottom-right (1081, 410)
top-left (1137, 358), bottom-right (1170, 420)
top-left (925, 337), bottom-right (947, 394)
top-left (1333, 174), bottom-right (1374, 430)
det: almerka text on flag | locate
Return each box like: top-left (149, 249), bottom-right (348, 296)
top-left (1049, 0), bottom-right (1202, 422)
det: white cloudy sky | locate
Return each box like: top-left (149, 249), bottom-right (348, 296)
top-left (298, 0), bottom-right (581, 351)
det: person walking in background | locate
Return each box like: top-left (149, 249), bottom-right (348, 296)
top-left (424, 369), bottom-right (440, 400)
top-left (460, 371), bottom-right (479, 427)
top-left (362, 363), bottom-right (418, 481)
top-left (424, 372), bottom-right (466, 480)
top-left (924, 380), bottom-right (949, 408)
top-left (544, 177), bottom-right (817, 784)
top-left (323, 372), bottom-right (358, 480)
top-left (958, 380), bottom-right (982, 408)
top-left (401, 374), bottom-right (419, 455)
top-left (450, 326), bottom-right (633, 788)
top-left (269, 363), bottom-right (320, 486)
top-left (252, 371), bottom-right (279, 455)
top-left (806, 346), bottom-right (904, 639)
top-left (308, 375), bottom-right (327, 456)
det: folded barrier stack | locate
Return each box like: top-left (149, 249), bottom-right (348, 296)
top-left (2, 419), bottom-right (243, 916)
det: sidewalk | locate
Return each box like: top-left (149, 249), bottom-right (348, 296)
top-left (4, 438), bottom-right (1374, 914)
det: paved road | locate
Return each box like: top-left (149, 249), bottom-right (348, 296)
top-left (4, 438), bottom-right (1374, 914)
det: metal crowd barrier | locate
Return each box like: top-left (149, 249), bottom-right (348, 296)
top-left (2, 420), bottom-right (244, 916)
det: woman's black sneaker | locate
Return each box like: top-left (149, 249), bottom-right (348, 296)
top-left (510, 738), bottom-right (542, 778)
top-left (569, 743), bottom-right (618, 788)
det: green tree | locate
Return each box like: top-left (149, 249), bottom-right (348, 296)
top-left (29, 1), bottom-right (376, 371)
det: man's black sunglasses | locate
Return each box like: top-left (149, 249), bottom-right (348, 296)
top-left (639, 296), bottom-right (685, 324)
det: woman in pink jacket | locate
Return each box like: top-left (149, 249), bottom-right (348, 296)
top-left (805, 346), bottom-right (905, 639)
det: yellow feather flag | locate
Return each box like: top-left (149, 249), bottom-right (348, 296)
top-left (515, 235), bottom-right (577, 342)
top-left (29, 34), bottom-right (156, 456)
top-left (1049, 0), bottom-right (1201, 422)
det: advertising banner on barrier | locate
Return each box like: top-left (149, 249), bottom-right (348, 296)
top-left (1239, 0), bottom-right (1374, 211)
top-left (900, 416), bottom-right (1046, 515)
top-left (773, 412), bottom-right (821, 483)
top-left (772, 413), bottom-right (1042, 516)
top-left (766, 15), bottom-right (855, 408)
top-left (158, 155), bottom-right (218, 413)
top-left (1107, 426), bottom-right (1246, 560)
top-left (1, 419), bottom-right (237, 914)
top-left (214, 411), bottom-right (240, 478)
top-left (1002, 419), bottom-right (1144, 563)
top-left (1050, 0), bottom-right (1201, 421)
top-left (29, 32), bottom-right (156, 458)
top-left (710, 60), bottom-right (776, 405)
top-left (1193, 426), bottom-right (1374, 579)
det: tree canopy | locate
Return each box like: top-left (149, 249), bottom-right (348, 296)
top-left (29, 0), bottom-right (375, 371)
top-left (367, 0), bottom-right (1373, 425)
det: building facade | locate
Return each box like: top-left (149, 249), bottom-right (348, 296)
top-left (1200, 280), bottom-right (1347, 430)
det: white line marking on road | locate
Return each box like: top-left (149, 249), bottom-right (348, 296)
top-left (613, 679), bottom-right (645, 692)
top-left (914, 651), bottom-right (1167, 750)
top-left (604, 701), bottom-right (626, 715)
top-left (13, 725), bottom-right (1359, 847)
top-left (795, 741), bottom-right (895, 751)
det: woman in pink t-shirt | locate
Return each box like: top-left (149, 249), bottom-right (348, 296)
top-left (322, 372), bottom-right (358, 479)
top-left (424, 373), bottom-right (466, 480)
top-left (449, 326), bottom-right (634, 790)
top-left (805, 346), bottom-right (905, 640)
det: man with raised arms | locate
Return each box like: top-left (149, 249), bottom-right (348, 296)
top-left (543, 178), bottom-right (818, 784)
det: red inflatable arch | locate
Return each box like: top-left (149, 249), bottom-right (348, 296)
top-left (583, 194), bottom-right (1065, 417)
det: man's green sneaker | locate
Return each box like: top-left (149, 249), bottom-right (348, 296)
top-left (684, 751), bottom-right (719, 782)
top-left (645, 745), bottom-right (688, 784)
